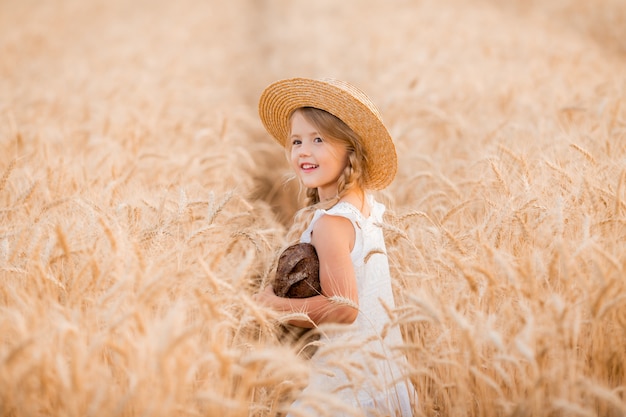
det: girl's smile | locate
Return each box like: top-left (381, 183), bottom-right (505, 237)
top-left (289, 111), bottom-right (349, 200)
top-left (300, 163), bottom-right (319, 172)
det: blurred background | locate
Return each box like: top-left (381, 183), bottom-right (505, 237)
top-left (2, 0), bottom-right (623, 222)
top-left (2, 0), bottom-right (624, 117)
top-left (1, 1), bottom-right (625, 416)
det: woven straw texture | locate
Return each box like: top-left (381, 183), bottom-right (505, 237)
top-left (258, 77), bottom-right (397, 190)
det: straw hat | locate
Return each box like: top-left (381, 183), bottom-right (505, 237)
top-left (258, 77), bottom-right (397, 190)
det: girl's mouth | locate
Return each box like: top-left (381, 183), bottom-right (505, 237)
top-left (301, 163), bottom-right (318, 171)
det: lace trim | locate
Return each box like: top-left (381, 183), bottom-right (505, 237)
top-left (325, 201), bottom-right (367, 221)
top-left (325, 193), bottom-right (380, 221)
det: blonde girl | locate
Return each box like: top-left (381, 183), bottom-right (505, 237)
top-left (255, 78), bottom-right (416, 416)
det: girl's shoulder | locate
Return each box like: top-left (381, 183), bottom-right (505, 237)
top-left (301, 195), bottom-right (385, 242)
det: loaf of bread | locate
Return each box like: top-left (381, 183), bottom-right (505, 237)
top-left (273, 243), bottom-right (321, 298)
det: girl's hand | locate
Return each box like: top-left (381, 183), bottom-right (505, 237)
top-left (253, 285), bottom-right (278, 307)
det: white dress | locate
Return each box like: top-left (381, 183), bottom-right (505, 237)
top-left (286, 195), bottom-right (416, 417)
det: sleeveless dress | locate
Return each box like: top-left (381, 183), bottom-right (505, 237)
top-left (286, 195), bottom-right (416, 417)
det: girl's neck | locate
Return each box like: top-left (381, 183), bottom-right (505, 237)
top-left (317, 183), bottom-right (341, 202)
top-left (338, 188), bottom-right (369, 217)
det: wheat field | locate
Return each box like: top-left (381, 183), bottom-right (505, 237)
top-left (1, 0), bottom-right (625, 416)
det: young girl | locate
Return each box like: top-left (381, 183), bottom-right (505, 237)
top-left (255, 78), bottom-right (416, 416)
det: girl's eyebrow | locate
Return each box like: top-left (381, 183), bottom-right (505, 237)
top-left (290, 130), bottom-right (320, 139)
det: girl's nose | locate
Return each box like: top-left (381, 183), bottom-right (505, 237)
top-left (298, 142), bottom-right (311, 156)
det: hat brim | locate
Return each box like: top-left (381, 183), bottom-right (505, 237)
top-left (258, 77), bottom-right (397, 190)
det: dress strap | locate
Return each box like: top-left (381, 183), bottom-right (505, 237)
top-left (300, 203), bottom-right (361, 244)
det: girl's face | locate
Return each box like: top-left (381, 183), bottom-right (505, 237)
top-left (289, 110), bottom-right (350, 201)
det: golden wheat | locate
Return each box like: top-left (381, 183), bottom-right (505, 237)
top-left (1, 0), bottom-right (625, 416)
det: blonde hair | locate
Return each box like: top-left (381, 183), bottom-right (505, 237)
top-left (285, 107), bottom-right (368, 242)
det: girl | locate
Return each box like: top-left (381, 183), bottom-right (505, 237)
top-left (255, 78), bottom-right (416, 416)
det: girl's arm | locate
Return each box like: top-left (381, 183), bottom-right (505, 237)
top-left (254, 214), bottom-right (359, 328)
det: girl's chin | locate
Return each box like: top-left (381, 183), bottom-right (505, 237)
top-left (297, 177), bottom-right (318, 189)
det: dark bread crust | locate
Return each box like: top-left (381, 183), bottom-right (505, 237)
top-left (273, 243), bottom-right (321, 298)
